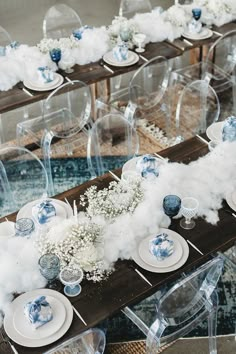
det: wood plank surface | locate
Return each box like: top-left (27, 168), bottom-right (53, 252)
top-left (2, 136), bottom-right (235, 354)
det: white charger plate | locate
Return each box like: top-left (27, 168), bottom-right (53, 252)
top-left (24, 73), bottom-right (64, 91)
top-left (27, 73), bottom-right (61, 89)
top-left (132, 228), bottom-right (189, 273)
top-left (182, 28), bottom-right (213, 40)
top-left (225, 191), bottom-right (236, 212)
top-left (138, 234), bottom-right (183, 268)
top-left (206, 121), bottom-right (223, 143)
top-left (17, 198), bottom-right (73, 223)
top-left (13, 295), bottom-right (66, 340)
top-left (4, 289), bottom-right (73, 347)
top-left (103, 50), bottom-right (139, 67)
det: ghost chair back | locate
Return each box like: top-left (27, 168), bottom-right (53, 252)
top-left (43, 3), bottom-right (82, 39)
top-left (0, 146), bottom-right (48, 218)
top-left (119, 0), bottom-right (152, 18)
top-left (0, 25), bottom-right (12, 47)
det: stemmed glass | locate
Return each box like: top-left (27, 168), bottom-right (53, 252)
top-left (191, 8), bottom-right (202, 33)
top-left (49, 48), bottom-right (61, 71)
top-left (180, 197), bottom-right (199, 230)
top-left (163, 195), bottom-right (181, 219)
top-left (60, 266), bottom-right (83, 297)
top-left (133, 33), bottom-right (146, 53)
top-left (119, 23), bottom-right (132, 43)
top-left (38, 253), bottom-right (61, 291)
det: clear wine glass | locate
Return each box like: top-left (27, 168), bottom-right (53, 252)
top-left (180, 197), bottom-right (199, 230)
top-left (163, 195), bottom-right (181, 218)
top-left (38, 253), bottom-right (61, 291)
top-left (133, 33), bottom-right (146, 53)
top-left (60, 266), bottom-right (83, 297)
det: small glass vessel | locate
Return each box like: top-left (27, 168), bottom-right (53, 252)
top-left (60, 266), bottom-right (83, 297)
top-left (38, 253), bottom-right (61, 291)
top-left (15, 218), bottom-right (35, 237)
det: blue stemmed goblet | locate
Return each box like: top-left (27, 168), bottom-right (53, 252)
top-left (192, 8), bottom-right (202, 21)
top-left (163, 195), bottom-right (181, 218)
top-left (49, 48), bottom-right (61, 70)
top-left (39, 253), bottom-right (62, 291)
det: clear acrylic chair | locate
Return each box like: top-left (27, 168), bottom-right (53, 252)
top-left (43, 3), bottom-right (82, 39)
top-left (0, 146), bottom-right (48, 217)
top-left (122, 255), bottom-right (224, 354)
top-left (96, 56), bottom-right (172, 140)
top-left (174, 79), bottom-right (220, 142)
top-left (119, 0), bottom-right (152, 18)
top-left (172, 30), bottom-right (236, 120)
top-left (0, 25), bottom-right (12, 47)
top-left (87, 113), bottom-right (139, 177)
top-left (44, 328), bottom-right (106, 354)
top-left (41, 80), bottom-right (92, 196)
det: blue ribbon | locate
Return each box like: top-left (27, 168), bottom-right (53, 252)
top-left (27, 296), bottom-right (48, 323)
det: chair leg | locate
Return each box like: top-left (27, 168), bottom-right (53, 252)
top-left (208, 306), bottom-right (218, 354)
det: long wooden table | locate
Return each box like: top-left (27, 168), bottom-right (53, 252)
top-left (2, 136), bottom-right (236, 354)
top-left (1, 21), bottom-right (236, 116)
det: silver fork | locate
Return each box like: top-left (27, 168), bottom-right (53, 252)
top-left (0, 327), bottom-right (18, 354)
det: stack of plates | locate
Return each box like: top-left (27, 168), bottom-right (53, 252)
top-left (103, 50), bottom-right (139, 67)
top-left (17, 198), bottom-right (73, 225)
top-left (4, 289), bottom-right (73, 347)
top-left (132, 228), bottom-right (189, 273)
top-left (226, 190), bottom-right (236, 212)
top-left (182, 28), bottom-right (213, 41)
top-left (23, 73), bottom-right (64, 91)
top-left (206, 121), bottom-right (223, 143)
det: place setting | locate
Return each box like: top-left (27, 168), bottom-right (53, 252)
top-left (23, 66), bottom-right (64, 92)
top-left (206, 115), bottom-right (236, 150)
top-left (182, 8), bottom-right (213, 41)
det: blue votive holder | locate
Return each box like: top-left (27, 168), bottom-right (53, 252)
top-left (149, 233), bottom-right (174, 261)
top-left (163, 195), bottom-right (181, 218)
top-left (15, 218), bottom-right (35, 237)
top-left (222, 116), bottom-right (236, 142)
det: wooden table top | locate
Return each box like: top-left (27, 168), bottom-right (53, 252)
top-left (1, 20), bottom-right (236, 115)
top-left (2, 136), bottom-right (235, 354)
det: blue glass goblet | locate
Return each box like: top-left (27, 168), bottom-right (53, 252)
top-left (192, 8), bottom-right (202, 21)
top-left (49, 48), bottom-right (61, 70)
top-left (163, 195), bottom-right (181, 218)
top-left (39, 253), bottom-right (62, 291)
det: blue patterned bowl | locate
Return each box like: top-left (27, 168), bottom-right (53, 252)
top-left (136, 154), bottom-right (162, 179)
top-left (222, 116), bottom-right (236, 142)
top-left (149, 233), bottom-right (174, 261)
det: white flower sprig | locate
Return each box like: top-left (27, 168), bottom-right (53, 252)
top-left (37, 36), bottom-right (79, 53)
top-left (80, 180), bottom-right (144, 219)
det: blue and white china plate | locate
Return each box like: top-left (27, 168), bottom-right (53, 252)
top-left (132, 228), bottom-right (189, 273)
top-left (13, 295), bottom-right (66, 340)
top-left (225, 190), bottom-right (236, 212)
top-left (4, 289), bottom-right (73, 347)
top-left (17, 198), bottom-right (73, 224)
top-left (182, 28), bottom-right (213, 40)
top-left (138, 234), bottom-right (183, 268)
top-left (103, 50), bottom-right (139, 67)
top-left (24, 73), bottom-right (64, 91)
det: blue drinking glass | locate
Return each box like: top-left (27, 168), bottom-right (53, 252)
top-left (192, 8), bottom-right (202, 21)
top-left (49, 48), bottom-right (61, 68)
top-left (163, 195), bottom-right (181, 218)
top-left (39, 253), bottom-right (61, 291)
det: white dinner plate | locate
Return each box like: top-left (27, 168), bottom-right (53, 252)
top-left (122, 156), bottom-right (165, 176)
top-left (103, 50), bottom-right (139, 67)
top-left (138, 234), bottom-right (183, 268)
top-left (4, 289), bottom-right (73, 347)
top-left (17, 198), bottom-right (73, 224)
top-left (13, 295), bottom-right (66, 340)
top-left (132, 228), bottom-right (189, 273)
top-left (231, 190), bottom-right (236, 206)
top-left (206, 122), bottom-right (223, 143)
top-left (225, 190), bottom-right (236, 212)
top-left (182, 28), bottom-right (213, 40)
top-left (24, 73), bottom-right (64, 91)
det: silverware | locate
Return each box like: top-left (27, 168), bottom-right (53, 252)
top-left (100, 62), bottom-right (114, 74)
top-left (182, 38), bottom-right (193, 46)
top-left (0, 327), bottom-right (18, 354)
top-left (187, 239), bottom-right (204, 255)
top-left (17, 82), bottom-right (34, 97)
top-left (212, 30), bottom-right (223, 37)
top-left (134, 268), bottom-right (152, 286)
top-left (64, 197), bottom-right (70, 206)
top-left (153, 152), bottom-right (165, 161)
top-left (65, 76), bottom-right (72, 82)
top-left (72, 305), bottom-right (87, 326)
top-left (196, 134), bottom-right (209, 145)
top-left (223, 208), bottom-right (236, 218)
top-left (139, 54), bottom-right (149, 62)
top-left (108, 170), bottom-right (121, 182)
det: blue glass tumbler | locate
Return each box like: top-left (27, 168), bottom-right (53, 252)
top-left (163, 195), bottom-right (181, 218)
